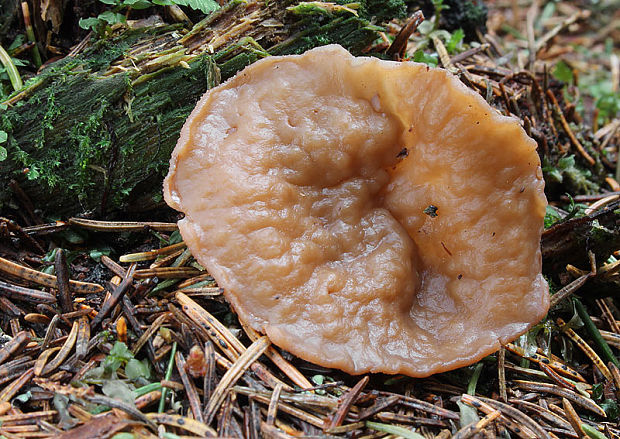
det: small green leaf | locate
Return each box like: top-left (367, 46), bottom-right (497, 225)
top-left (0, 146), bottom-right (6, 162)
top-left (544, 205), bottom-right (564, 228)
top-left (417, 20), bottom-right (434, 35)
top-left (457, 400), bottom-right (479, 429)
top-left (60, 229), bottom-right (86, 245)
top-left (592, 383), bottom-right (605, 400)
top-left (412, 49), bottom-right (438, 67)
top-left (26, 166), bottom-right (39, 180)
top-left (102, 379), bottom-right (135, 405)
top-left (446, 29), bottom-right (464, 54)
top-left (11, 57), bottom-right (28, 67)
top-left (99, 0), bottom-right (120, 4)
top-left (110, 341), bottom-right (133, 359)
top-left (78, 17), bottom-right (103, 30)
top-left (89, 248), bottom-right (111, 262)
top-left (54, 393), bottom-right (79, 429)
top-left (553, 61), bottom-right (573, 83)
top-left (311, 375), bottom-right (324, 385)
top-left (173, 0), bottom-right (219, 14)
top-left (537, 2), bottom-right (555, 29)
top-left (103, 341), bottom-right (134, 373)
top-left (125, 358), bottom-right (151, 380)
top-left (134, 382), bottom-right (162, 397)
top-left (8, 35), bottom-right (26, 51)
top-left (123, 0), bottom-right (153, 9)
top-left (466, 363), bottom-right (483, 395)
top-left (0, 131), bottom-right (7, 143)
top-left (98, 11), bottom-right (127, 24)
top-left (168, 230), bottom-right (183, 245)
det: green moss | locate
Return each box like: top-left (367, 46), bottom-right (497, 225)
top-left (542, 155), bottom-right (599, 195)
top-left (0, 71), bottom-right (130, 210)
top-left (362, 0), bottom-right (407, 21)
top-left (0, 1), bottom-right (402, 216)
top-left (83, 24), bottom-right (183, 72)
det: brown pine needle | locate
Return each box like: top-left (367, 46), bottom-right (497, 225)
top-left (204, 336), bottom-right (271, 424)
top-left (557, 318), bottom-right (613, 381)
top-left (513, 381), bottom-right (606, 417)
top-left (0, 257), bottom-right (103, 294)
top-left (505, 342), bottom-right (586, 382)
top-left (452, 409), bottom-right (501, 439)
top-left (68, 218), bottom-right (178, 232)
top-left (562, 398), bottom-right (585, 439)
top-left (119, 241), bottom-right (187, 262)
top-left (40, 320), bottom-right (79, 376)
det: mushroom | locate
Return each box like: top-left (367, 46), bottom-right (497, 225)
top-left (164, 45), bottom-right (549, 377)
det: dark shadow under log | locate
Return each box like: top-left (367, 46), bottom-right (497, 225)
top-left (542, 200), bottom-right (620, 277)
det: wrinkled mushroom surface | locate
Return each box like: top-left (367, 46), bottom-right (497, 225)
top-left (164, 45), bottom-right (549, 377)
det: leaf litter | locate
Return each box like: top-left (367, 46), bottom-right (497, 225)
top-left (0, 0), bottom-right (619, 438)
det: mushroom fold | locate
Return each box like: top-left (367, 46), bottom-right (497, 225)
top-left (164, 44), bottom-right (549, 377)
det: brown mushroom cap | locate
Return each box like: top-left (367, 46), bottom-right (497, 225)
top-left (164, 45), bottom-right (549, 377)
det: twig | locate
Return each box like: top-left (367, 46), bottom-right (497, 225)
top-left (0, 280), bottom-right (56, 304)
top-left (450, 44), bottom-right (489, 64)
top-left (147, 413), bottom-right (216, 437)
top-left (476, 396), bottom-right (552, 439)
top-left (525, 0), bottom-right (537, 69)
top-left (119, 242), bottom-right (187, 262)
top-left (0, 368), bottom-right (34, 402)
top-left (505, 343), bottom-right (586, 382)
top-left (365, 421), bottom-right (425, 439)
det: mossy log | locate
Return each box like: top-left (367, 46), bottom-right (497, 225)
top-left (0, 0), bottom-right (406, 218)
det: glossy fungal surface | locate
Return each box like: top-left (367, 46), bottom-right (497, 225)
top-left (164, 45), bottom-right (549, 377)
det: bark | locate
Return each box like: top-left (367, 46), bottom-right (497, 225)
top-left (0, 0), bottom-right (406, 218)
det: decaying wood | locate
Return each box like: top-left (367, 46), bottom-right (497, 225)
top-left (0, 0), bottom-right (402, 218)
